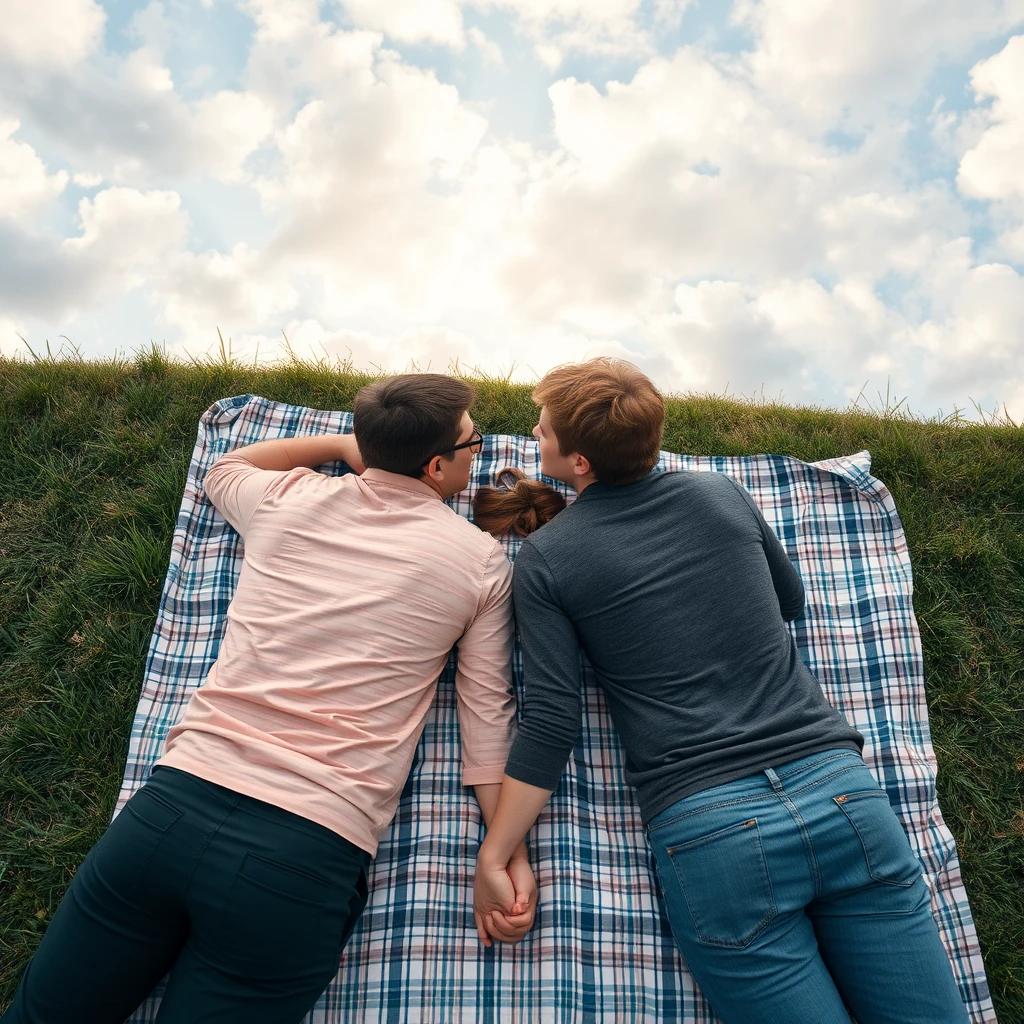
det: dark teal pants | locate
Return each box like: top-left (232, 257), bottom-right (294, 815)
top-left (2, 766), bottom-right (371, 1023)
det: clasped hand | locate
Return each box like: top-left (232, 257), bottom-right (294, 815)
top-left (473, 852), bottom-right (537, 947)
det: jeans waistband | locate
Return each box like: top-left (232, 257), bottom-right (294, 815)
top-left (147, 765), bottom-right (368, 860)
top-left (646, 747), bottom-right (865, 832)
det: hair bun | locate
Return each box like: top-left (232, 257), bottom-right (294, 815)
top-left (473, 467), bottom-right (567, 538)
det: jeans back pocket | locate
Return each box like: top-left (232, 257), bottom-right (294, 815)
top-left (667, 817), bottom-right (777, 949)
top-left (834, 789), bottom-right (921, 887)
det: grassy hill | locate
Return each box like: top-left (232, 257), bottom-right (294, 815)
top-left (1, 350), bottom-right (1021, 1018)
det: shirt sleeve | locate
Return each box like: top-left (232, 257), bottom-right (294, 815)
top-left (203, 451), bottom-right (314, 539)
top-left (503, 540), bottom-right (583, 791)
top-left (454, 543), bottom-right (516, 786)
top-left (725, 474), bottom-right (805, 621)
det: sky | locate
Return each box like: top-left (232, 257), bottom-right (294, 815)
top-left (2, 0), bottom-right (1023, 422)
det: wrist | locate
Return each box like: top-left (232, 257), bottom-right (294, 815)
top-left (478, 839), bottom-right (510, 869)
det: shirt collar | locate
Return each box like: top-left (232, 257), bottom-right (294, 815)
top-left (576, 466), bottom-right (661, 501)
top-left (360, 467), bottom-right (443, 501)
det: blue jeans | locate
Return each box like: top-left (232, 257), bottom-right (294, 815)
top-left (646, 749), bottom-right (968, 1024)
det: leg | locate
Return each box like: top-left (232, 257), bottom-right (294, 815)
top-left (813, 877), bottom-right (968, 1024)
top-left (1, 785), bottom-right (189, 1024)
top-left (776, 751), bottom-right (971, 1023)
top-left (663, 904), bottom-right (854, 1024)
top-left (154, 798), bottom-right (370, 1024)
top-left (647, 783), bottom-right (853, 1024)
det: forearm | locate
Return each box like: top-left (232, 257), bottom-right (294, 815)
top-left (477, 776), bottom-right (552, 867)
top-left (233, 433), bottom-right (364, 473)
top-left (473, 783), bottom-right (530, 862)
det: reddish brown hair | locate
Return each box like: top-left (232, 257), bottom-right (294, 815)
top-left (533, 357), bottom-right (664, 485)
top-left (473, 468), bottom-right (567, 537)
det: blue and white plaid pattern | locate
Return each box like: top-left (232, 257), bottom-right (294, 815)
top-left (120, 395), bottom-right (994, 1023)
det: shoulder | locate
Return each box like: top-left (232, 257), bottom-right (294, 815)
top-left (658, 468), bottom-right (738, 502)
top-left (441, 505), bottom-right (510, 569)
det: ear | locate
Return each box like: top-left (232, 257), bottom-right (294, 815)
top-left (572, 453), bottom-right (592, 478)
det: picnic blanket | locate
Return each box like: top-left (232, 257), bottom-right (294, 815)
top-left (119, 394), bottom-right (995, 1023)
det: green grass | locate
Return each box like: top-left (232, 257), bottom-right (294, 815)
top-left (1, 347), bottom-right (1022, 1019)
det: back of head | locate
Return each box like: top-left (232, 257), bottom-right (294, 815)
top-left (473, 468), bottom-right (567, 537)
top-left (534, 357), bottom-right (664, 485)
top-left (353, 374), bottom-right (475, 478)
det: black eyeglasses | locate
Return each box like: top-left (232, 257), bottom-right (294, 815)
top-left (420, 427), bottom-right (484, 470)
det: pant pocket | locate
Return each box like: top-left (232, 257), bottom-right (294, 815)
top-left (89, 785), bottom-right (184, 897)
top-left (213, 851), bottom-right (341, 980)
top-left (833, 789), bottom-right (922, 887)
top-left (666, 817), bottom-right (777, 949)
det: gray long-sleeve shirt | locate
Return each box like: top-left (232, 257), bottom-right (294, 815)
top-left (504, 468), bottom-right (863, 823)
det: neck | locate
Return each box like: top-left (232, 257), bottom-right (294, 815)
top-left (419, 475), bottom-right (445, 499)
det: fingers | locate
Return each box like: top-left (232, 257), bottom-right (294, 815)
top-left (485, 908), bottom-right (534, 944)
top-left (475, 903), bottom-right (536, 946)
top-left (474, 910), bottom-right (493, 948)
top-left (484, 911), bottom-right (522, 944)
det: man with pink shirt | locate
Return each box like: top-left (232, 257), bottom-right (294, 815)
top-left (2, 374), bottom-right (536, 1024)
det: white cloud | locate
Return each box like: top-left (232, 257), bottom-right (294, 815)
top-left (0, 316), bottom-right (28, 357)
top-left (0, 44), bottom-right (275, 185)
top-left (818, 185), bottom-right (969, 281)
top-left (901, 249), bottom-right (1024, 414)
top-left (240, 0), bottom-right (320, 42)
top-left (0, 0), bottom-right (105, 67)
top-left (468, 26), bottom-right (503, 65)
top-left (340, 0), bottom-right (465, 48)
top-left (128, 0), bottom-right (173, 58)
top-left (251, 55), bottom-right (492, 317)
top-left (193, 91), bottom-right (275, 181)
top-left (163, 317), bottom-right (641, 389)
top-left (159, 244), bottom-right (299, 336)
top-left (62, 187), bottom-right (188, 275)
top-left (658, 276), bottom-right (905, 404)
top-left (0, 187), bottom-right (189, 320)
top-left (466, 0), bottom-right (652, 64)
top-left (958, 35), bottom-right (1024, 202)
top-left (737, 0), bottom-right (1024, 128)
top-left (0, 119), bottom-right (68, 217)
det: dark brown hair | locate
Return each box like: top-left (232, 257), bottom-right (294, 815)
top-left (473, 468), bottom-right (567, 537)
top-left (353, 374), bottom-right (475, 478)
top-left (533, 357), bottom-right (664, 485)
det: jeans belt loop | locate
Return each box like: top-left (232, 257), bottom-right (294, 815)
top-left (764, 766), bottom-right (784, 793)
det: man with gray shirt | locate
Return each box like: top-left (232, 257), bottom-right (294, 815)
top-left (473, 358), bottom-right (967, 1024)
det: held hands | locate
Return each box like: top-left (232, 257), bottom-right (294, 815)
top-left (473, 850), bottom-right (537, 947)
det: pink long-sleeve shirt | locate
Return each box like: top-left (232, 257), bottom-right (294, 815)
top-left (155, 452), bottom-right (516, 856)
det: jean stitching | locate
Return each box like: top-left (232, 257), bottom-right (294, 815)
top-left (668, 820), bottom-right (777, 949)
top-left (835, 796), bottom-right (919, 888)
top-left (777, 790), bottom-right (823, 897)
top-left (774, 749), bottom-right (860, 779)
top-left (646, 763), bottom-right (863, 835)
top-left (784, 762), bottom-right (864, 799)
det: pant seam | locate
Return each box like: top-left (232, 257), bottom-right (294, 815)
top-left (182, 791), bottom-right (243, 899)
top-left (776, 789), bottom-right (823, 897)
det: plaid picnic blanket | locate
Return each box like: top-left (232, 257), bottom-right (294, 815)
top-left (119, 394), bottom-right (995, 1023)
